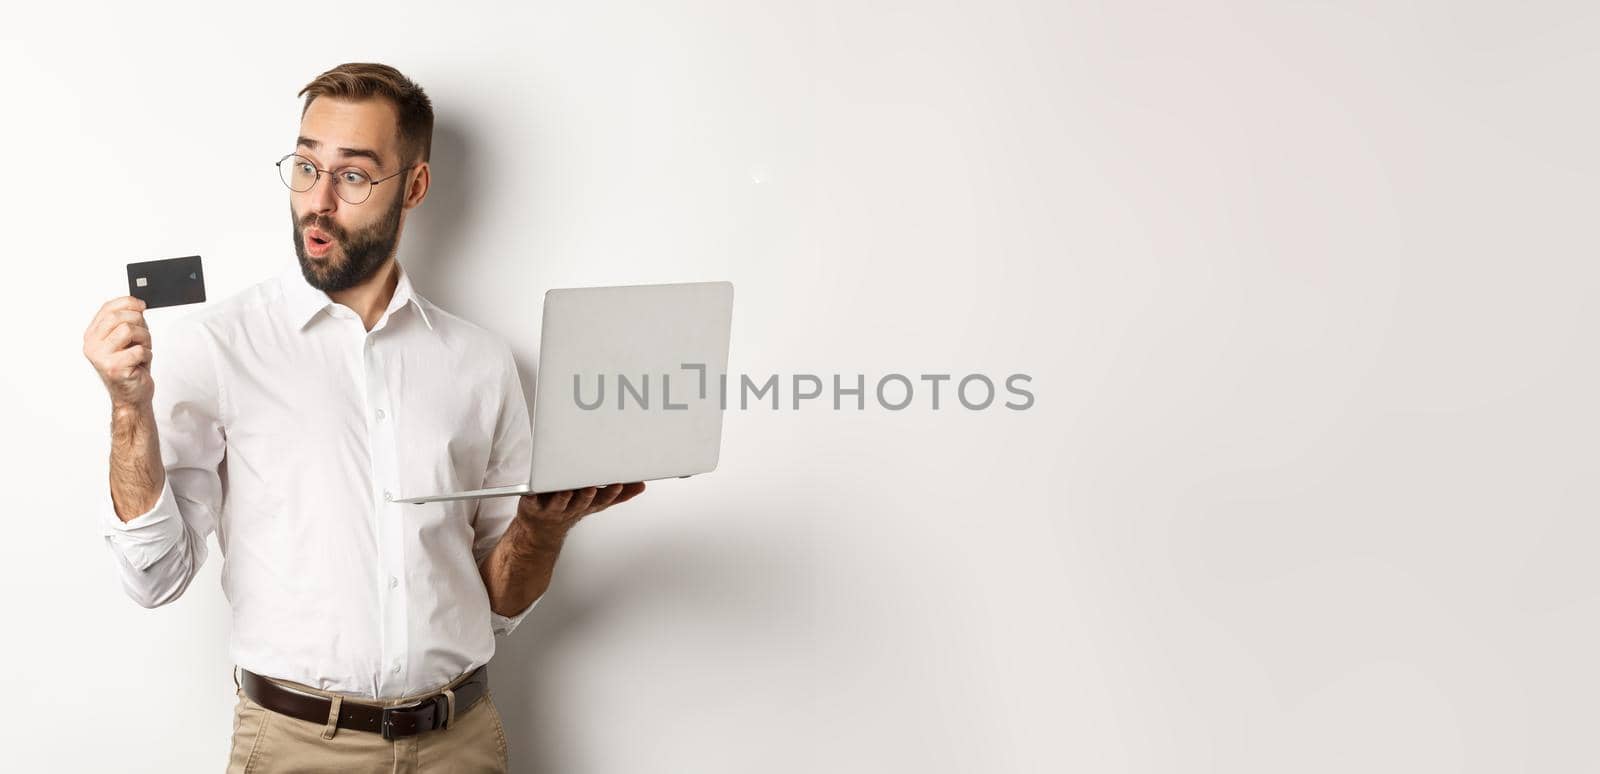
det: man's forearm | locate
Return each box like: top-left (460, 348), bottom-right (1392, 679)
top-left (479, 515), bottom-right (566, 617)
top-left (110, 402), bottom-right (165, 522)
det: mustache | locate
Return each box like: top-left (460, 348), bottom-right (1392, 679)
top-left (298, 215), bottom-right (346, 240)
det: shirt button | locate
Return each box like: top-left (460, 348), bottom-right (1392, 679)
top-left (392, 664), bottom-right (402, 674)
top-left (389, 576), bottom-right (398, 589)
top-left (375, 408), bottom-right (386, 421)
top-left (383, 490), bottom-right (393, 502)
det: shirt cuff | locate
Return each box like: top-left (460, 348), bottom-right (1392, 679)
top-left (101, 477), bottom-right (183, 572)
top-left (490, 592), bottom-right (543, 638)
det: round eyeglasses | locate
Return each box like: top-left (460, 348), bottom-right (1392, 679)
top-left (276, 153), bottom-right (415, 205)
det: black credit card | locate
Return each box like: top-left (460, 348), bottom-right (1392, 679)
top-left (127, 255), bottom-right (206, 309)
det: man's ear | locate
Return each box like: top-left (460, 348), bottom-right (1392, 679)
top-left (403, 162), bottom-right (430, 209)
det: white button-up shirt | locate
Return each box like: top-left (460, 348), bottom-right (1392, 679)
top-left (101, 261), bottom-right (538, 699)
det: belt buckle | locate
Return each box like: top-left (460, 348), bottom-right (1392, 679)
top-left (379, 699), bottom-right (432, 741)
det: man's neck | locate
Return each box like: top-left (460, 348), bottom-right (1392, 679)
top-left (329, 258), bottom-right (400, 332)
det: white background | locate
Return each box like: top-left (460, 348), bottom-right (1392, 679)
top-left (2, 1), bottom-right (1596, 771)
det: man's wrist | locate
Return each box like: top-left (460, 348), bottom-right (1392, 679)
top-left (513, 516), bottom-right (568, 554)
top-left (111, 400), bottom-right (153, 422)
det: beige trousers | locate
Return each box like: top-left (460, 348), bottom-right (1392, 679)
top-left (225, 667), bottom-right (510, 773)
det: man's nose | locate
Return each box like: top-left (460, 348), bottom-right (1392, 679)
top-left (305, 170), bottom-right (340, 214)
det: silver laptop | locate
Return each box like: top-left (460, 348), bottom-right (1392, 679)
top-left (397, 280), bottom-right (734, 504)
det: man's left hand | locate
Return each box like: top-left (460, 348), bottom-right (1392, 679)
top-left (515, 482), bottom-right (647, 545)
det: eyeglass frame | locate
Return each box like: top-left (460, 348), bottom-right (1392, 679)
top-left (275, 152), bottom-right (417, 205)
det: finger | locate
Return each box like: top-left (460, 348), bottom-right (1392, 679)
top-left (101, 325), bottom-right (151, 361)
top-left (94, 304), bottom-right (147, 333)
top-left (86, 308), bottom-right (129, 342)
top-left (595, 483), bottom-right (646, 513)
top-left (613, 482), bottom-right (647, 504)
top-left (105, 320), bottom-right (153, 351)
top-left (544, 489), bottom-right (573, 513)
top-left (95, 311), bottom-right (149, 344)
top-left (566, 486), bottom-right (599, 515)
top-left (588, 484), bottom-right (624, 511)
top-left (97, 295), bottom-right (147, 319)
top-left (516, 493), bottom-right (542, 517)
top-left (112, 344), bottom-right (152, 370)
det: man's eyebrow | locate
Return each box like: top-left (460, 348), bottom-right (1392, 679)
top-left (296, 136), bottom-right (385, 170)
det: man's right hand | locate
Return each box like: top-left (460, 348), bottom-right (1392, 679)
top-left (84, 295), bottom-right (154, 409)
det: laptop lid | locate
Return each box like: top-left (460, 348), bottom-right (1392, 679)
top-left (526, 280), bottom-right (734, 493)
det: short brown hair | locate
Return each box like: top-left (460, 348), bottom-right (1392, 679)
top-left (298, 63), bottom-right (434, 167)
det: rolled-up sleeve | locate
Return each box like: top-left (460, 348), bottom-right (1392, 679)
top-left (473, 339), bottom-right (542, 637)
top-left (101, 317), bottom-right (225, 609)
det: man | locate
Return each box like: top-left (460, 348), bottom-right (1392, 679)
top-left (81, 62), bottom-right (645, 773)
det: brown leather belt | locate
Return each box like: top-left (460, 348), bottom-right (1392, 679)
top-left (239, 665), bottom-right (489, 740)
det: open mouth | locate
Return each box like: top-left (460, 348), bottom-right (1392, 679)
top-left (305, 228), bottom-right (337, 255)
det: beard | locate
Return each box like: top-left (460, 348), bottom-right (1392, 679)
top-left (291, 191), bottom-right (405, 293)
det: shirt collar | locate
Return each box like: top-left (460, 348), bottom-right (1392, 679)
top-left (279, 261), bottom-right (434, 332)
